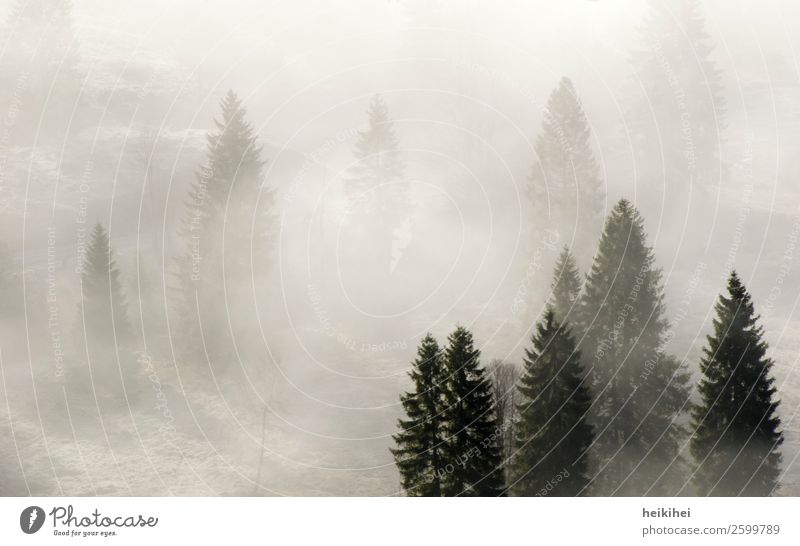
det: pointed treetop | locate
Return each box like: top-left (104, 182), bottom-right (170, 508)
top-left (550, 246), bottom-right (581, 322)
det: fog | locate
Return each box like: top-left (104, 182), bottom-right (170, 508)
top-left (2, 0), bottom-right (800, 496)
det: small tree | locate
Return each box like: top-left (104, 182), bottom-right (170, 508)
top-left (391, 334), bottom-right (447, 496)
top-left (690, 271), bottom-right (783, 496)
top-left (441, 326), bottom-right (506, 496)
top-left (511, 309), bottom-right (592, 496)
top-left (75, 222), bottom-right (139, 404)
top-left (80, 222), bottom-right (131, 347)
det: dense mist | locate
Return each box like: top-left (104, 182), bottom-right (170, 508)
top-left (1, 0), bottom-right (800, 496)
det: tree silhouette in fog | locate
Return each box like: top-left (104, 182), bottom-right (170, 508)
top-left (173, 91), bottom-right (272, 372)
top-left (577, 199), bottom-right (689, 495)
top-left (440, 326), bottom-right (506, 496)
top-left (528, 77), bottom-right (604, 262)
top-left (628, 0), bottom-right (726, 193)
top-left (392, 333), bottom-right (447, 496)
top-left (691, 271), bottom-right (782, 496)
top-left (511, 308), bottom-right (593, 496)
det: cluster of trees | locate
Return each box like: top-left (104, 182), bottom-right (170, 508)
top-left (58, 89), bottom-right (275, 405)
top-left (393, 199), bottom-right (783, 497)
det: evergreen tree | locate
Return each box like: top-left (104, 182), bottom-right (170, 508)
top-left (578, 199), bottom-right (689, 495)
top-left (80, 222), bottom-right (131, 347)
top-left (628, 0), bottom-right (725, 191)
top-left (440, 326), bottom-right (506, 496)
top-left (690, 271), bottom-right (783, 496)
top-left (528, 78), bottom-right (604, 261)
top-left (340, 94), bottom-right (410, 320)
top-left (346, 94), bottom-right (405, 215)
top-left (391, 334), bottom-right (447, 496)
top-left (511, 309), bottom-right (592, 496)
top-left (173, 91), bottom-right (272, 369)
top-left (75, 222), bottom-right (142, 404)
top-left (550, 246), bottom-right (582, 324)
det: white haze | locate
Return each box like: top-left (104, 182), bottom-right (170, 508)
top-left (1, 0), bottom-right (800, 495)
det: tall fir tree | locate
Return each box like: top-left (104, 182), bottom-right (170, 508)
top-left (628, 0), bottom-right (725, 192)
top-left (346, 94), bottom-right (405, 215)
top-left (550, 246), bottom-right (582, 324)
top-left (340, 94), bottom-right (410, 321)
top-left (440, 326), bottom-right (506, 496)
top-left (528, 78), bottom-right (604, 262)
top-left (577, 199), bottom-right (690, 495)
top-left (690, 271), bottom-right (782, 496)
top-left (173, 91), bottom-right (272, 370)
top-left (391, 334), bottom-right (447, 496)
top-left (511, 309), bottom-right (592, 496)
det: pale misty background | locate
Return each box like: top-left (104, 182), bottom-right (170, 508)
top-left (1, 0), bottom-right (800, 495)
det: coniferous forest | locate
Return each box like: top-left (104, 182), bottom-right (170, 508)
top-left (1, 0), bottom-right (800, 497)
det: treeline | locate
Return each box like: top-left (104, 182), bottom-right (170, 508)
top-left (392, 199), bottom-right (784, 497)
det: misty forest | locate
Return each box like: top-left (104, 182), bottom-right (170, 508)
top-left (1, 0), bottom-right (799, 496)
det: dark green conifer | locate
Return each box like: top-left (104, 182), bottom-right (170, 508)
top-left (391, 334), bottom-right (447, 496)
top-left (578, 199), bottom-right (689, 495)
top-left (511, 309), bottom-right (592, 496)
top-left (690, 271), bottom-right (783, 496)
top-left (441, 326), bottom-right (506, 496)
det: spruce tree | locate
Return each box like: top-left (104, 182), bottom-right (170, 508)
top-left (440, 326), bottom-right (506, 496)
top-left (75, 222), bottom-right (140, 403)
top-left (340, 94), bottom-right (409, 319)
top-left (80, 222), bottom-right (131, 347)
top-left (391, 334), bottom-right (447, 496)
top-left (578, 199), bottom-right (689, 495)
top-left (690, 271), bottom-right (783, 496)
top-left (173, 91), bottom-right (271, 369)
top-left (528, 78), bottom-right (604, 260)
top-left (511, 309), bottom-right (592, 496)
top-left (346, 94), bottom-right (405, 215)
top-left (628, 0), bottom-right (725, 191)
top-left (550, 246), bottom-right (582, 324)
